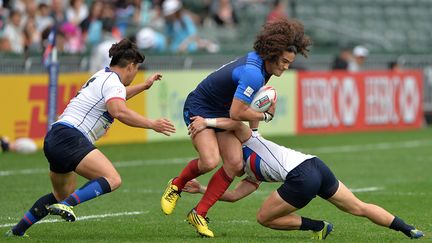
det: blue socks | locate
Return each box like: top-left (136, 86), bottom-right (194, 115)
top-left (62, 177), bottom-right (111, 206)
top-left (11, 178), bottom-right (111, 236)
top-left (12, 193), bottom-right (57, 236)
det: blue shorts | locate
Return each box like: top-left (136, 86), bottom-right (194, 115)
top-left (183, 92), bottom-right (229, 132)
top-left (276, 157), bottom-right (339, 209)
top-left (43, 123), bottom-right (96, 173)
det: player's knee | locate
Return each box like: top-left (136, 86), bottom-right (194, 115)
top-left (199, 156), bottom-right (220, 172)
top-left (106, 174), bottom-right (122, 191)
top-left (256, 210), bottom-right (271, 227)
top-left (232, 159), bottom-right (243, 173)
top-left (223, 158), bottom-right (243, 174)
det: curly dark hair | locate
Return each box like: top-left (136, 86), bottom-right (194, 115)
top-left (109, 38), bottom-right (145, 67)
top-left (254, 17), bottom-right (312, 62)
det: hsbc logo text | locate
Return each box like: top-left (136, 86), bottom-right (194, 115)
top-left (298, 71), bottom-right (423, 133)
top-left (365, 76), bottom-right (420, 125)
top-left (301, 77), bottom-right (359, 128)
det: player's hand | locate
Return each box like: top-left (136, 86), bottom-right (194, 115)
top-left (188, 116), bottom-right (207, 137)
top-left (183, 179), bottom-right (202, 194)
top-left (268, 100), bottom-right (276, 117)
top-left (263, 100), bottom-right (277, 122)
top-left (152, 118), bottom-right (176, 136)
top-left (144, 73), bottom-right (162, 90)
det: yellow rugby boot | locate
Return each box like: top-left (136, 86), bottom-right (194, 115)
top-left (161, 179), bottom-right (181, 215)
top-left (187, 209), bottom-right (214, 238)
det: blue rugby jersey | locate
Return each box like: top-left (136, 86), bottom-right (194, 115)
top-left (189, 51), bottom-right (271, 114)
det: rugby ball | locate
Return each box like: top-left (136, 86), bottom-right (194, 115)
top-left (250, 86), bottom-right (277, 112)
top-left (13, 138), bottom-right (37, 154)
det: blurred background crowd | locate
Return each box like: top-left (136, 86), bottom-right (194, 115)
top-left (0, 0), bottom-right (432, 73)
top-left (0, 0), bottom-right (254, 57)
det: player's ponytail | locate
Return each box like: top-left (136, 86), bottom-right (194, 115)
top-left (109, 38), bottom-right (145, 67)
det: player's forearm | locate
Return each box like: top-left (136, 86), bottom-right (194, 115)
top-left (198, 181), bottom-right (255, 202)
top-left (206, 118), bottom-right (240, 131)
top-left (205, 118), bottom-right (251, 143)
top-left (249, 120), bottom-right (260, 130)
top-left (230, 99), bottom-right (269, 122)
top-left (115, 108), bottom-right (154, 129)
top-left (197, 185), bottom-right (239, 202)
top-left (230, 108), bottom-right (265, 122)
top-left (126, 83), bottom-right (148, 100)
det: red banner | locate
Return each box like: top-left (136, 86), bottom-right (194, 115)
top-left (297, 70), bottom-right (423, 134)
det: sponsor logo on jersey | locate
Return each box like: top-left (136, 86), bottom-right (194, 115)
top-left (244, 86), bottom-right (254, 97)
top-left (116, 87), bottom-right (124, 96)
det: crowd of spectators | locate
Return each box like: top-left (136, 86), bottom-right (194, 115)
top-left (0, 0), bottom-right (277, 58)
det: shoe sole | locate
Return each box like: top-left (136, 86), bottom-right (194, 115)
top-left (48, 208), bottom-right (76, 222)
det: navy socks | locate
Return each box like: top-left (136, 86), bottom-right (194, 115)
top-left (300, 217), bottom-right (325, 231)
top-left (389, 216), bottom-right (415, 237)
top-left (12, 193), bottom-right (57, 236)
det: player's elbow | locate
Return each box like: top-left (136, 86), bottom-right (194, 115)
top-left (229, 111), bottom-right (242, 121)
top-left (110, 107), bottom-right (128, 120)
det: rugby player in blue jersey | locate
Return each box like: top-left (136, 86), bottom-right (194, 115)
top-left (161, 17), bottom-right (312, 237)
top-left (183, 116), bottom-right (424, 240)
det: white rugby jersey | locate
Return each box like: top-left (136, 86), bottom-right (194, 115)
top-left (242, 132), bottom-right (315, 183)
top-left (56, 68), bottom-right (126, 143)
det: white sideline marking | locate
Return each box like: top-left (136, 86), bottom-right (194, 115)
top-left (0, 211), bottom-right (147, 228)
top-left (349, 187), bottom-right (382, 192)
top-left (305, 139), bottom-right (432, 154)
top-left (227, 220), bottom-right (252, 224)
top-left (0, 157), bottom-right (193, 177)
top-left (120, 186), bottom-right (383, 195)
top-left (1, 139), bottom-right (430, 177)
top-left (114, 157), bottom-right (193, 168)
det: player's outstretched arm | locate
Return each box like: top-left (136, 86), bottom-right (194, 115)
top-left (126, 73), bottom-right (162, 100)
top-left (107, 98), bottom-right (176, 136)
top-left (183, 179), bottom-right (258, 202)
top-left (230, 98), bottom-right (269, 122)
top-left (188, 116), bottom-right (251, 142)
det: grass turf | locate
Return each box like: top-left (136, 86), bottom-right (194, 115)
top-left (1, 128), bottom-right (431, 242)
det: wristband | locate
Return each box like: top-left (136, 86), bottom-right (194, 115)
top-left (251, 128), bottom-right (258, 132)
top-left (205, 118), bottom-right (217, 128)
top-left (263, 112), bottom-right (273, 123)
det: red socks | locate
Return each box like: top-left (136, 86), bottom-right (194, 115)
top-left (196, 167), bottom-right (233, 217)
top-left (172, 159), bottom-right (201, 191)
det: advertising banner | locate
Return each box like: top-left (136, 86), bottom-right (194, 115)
top-left (297, 71), bottom-right (423, 134)
top-left (145, 71), bottom-right (298, 142)
top-left (0, 72), bottom-right (147, 148)
top-left (145, 70), bottom-right (208, 142)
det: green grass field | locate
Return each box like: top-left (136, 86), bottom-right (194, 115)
top-left (1, 128), bottom-right (431, 242)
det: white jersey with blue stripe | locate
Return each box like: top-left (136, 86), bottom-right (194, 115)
top-left (55, 68), bottom-right (126, 144)
top-left (242, 132), bottom-right (315, 182)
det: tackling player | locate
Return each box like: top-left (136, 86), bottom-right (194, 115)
top-left (5, 38), bottom-right (176, 237)
top-left (183, 116), bottom-right (424, 240)
top-left (160, 17), bottom-right (312, 237)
